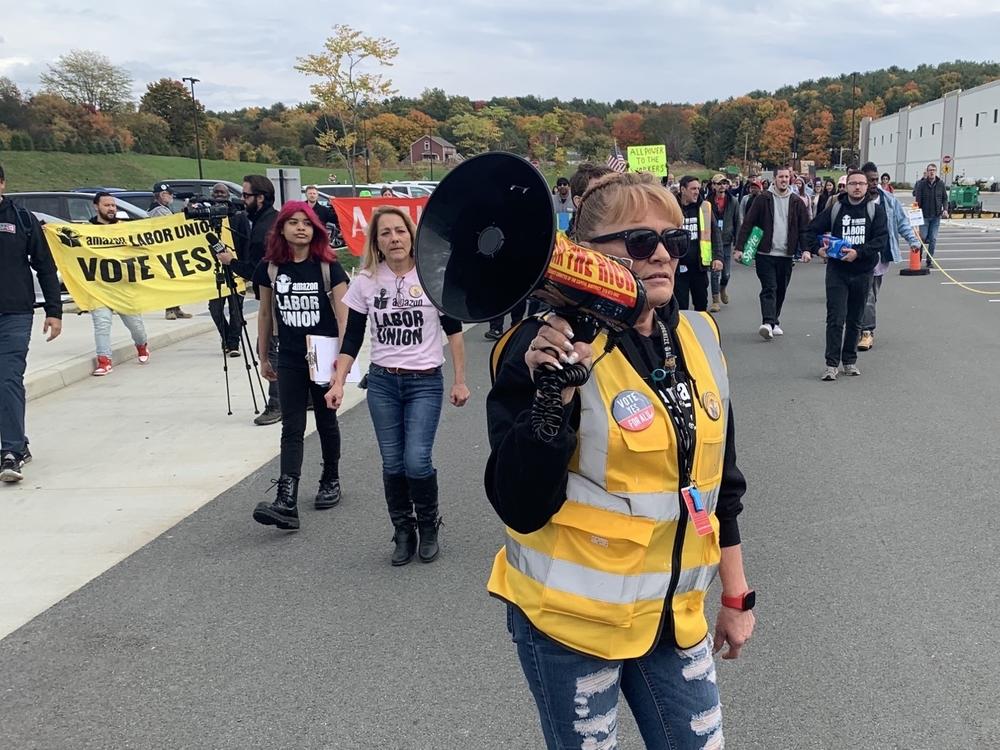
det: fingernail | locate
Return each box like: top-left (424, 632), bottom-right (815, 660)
top-left (567, 351), bottom-right (580, 364)
top-left (565, 328), bottom-right (574, 339)
top-left (563, 341), bottom-right (574, 351)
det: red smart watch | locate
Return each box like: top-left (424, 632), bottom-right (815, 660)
top-left (721, 590), bottom-right (756, 611)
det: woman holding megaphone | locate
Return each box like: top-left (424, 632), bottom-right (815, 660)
top-left (486, 172), bottom-right (754, 749)
top-left (326, 206), bottom-right (470, 566)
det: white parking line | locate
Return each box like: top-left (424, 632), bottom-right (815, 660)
top-left (941, 280), bottom-right (1000, 285)
top-left (935, 268), bottom-right (1000, 272)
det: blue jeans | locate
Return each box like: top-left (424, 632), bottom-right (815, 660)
top-left (365, 366), bottom-right (443, 478)
top-left (921, 217), bottom-right (941, 258)
top-left (509, 606), bottom-right (723, 750)
top-left (91, 307), bottom-right (146, 357)
top-left (0, 313), bottom-right (33, 456)
top-left (710, 244), bottom-right (732, 296)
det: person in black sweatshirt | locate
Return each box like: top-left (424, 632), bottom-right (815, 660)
top-left (0, 164), bottom-right (63, 482)
top-left (807, 169), bottom-right (888, 381)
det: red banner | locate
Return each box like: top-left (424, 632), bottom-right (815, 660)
top-left (331, 197), bottom-right (429, 257)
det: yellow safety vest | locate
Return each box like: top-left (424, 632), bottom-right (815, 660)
top-left (487, 312), bottom-right (730, 660)
top-left (698, 200), bottom-right (714, 266)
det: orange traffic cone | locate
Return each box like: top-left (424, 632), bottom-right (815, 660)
top-left (900, 245), bottom-right (930, 276)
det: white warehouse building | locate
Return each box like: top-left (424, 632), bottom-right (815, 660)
top-left (859, 78), bottom-right (1000, 186)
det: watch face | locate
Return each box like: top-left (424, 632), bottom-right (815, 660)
top-left (743, 590), bottom-right (756, 611)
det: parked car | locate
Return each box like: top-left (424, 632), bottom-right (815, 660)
top-left (105, 191), bottom-right (188, 214)
top-left (72, 186), bottom-right (127, 193)
top-left (152, 179), bottom-right (243, 202)
top-left (6, 192), bottom-right (149, 222)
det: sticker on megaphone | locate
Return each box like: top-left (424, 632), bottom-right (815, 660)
top-left (544, 234), bottom-right (639, 308)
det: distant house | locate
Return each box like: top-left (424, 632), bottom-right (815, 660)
top-left (410, 136), bottom-right (462, 165)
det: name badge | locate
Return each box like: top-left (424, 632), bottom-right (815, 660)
top-left (612, 390), bottom-right (655, 432)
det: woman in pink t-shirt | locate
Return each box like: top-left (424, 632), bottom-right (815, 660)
top-left (328, 206), bottom-right (470, 566)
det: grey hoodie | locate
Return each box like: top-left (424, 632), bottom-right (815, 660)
top-left (768, 185), bottom-right (792, 256)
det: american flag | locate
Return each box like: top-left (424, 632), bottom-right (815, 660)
top-left (607, 143), bottom-right (627, 173)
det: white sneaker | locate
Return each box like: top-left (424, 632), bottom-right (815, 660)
top-left (772, 325), bottom-right (784, 336)
top-left (821, 366), bottom-right (838, 381)
top-left (843, 363), bottom-right (861, 376)
top-left (758, 324), bottom-right (774, 340)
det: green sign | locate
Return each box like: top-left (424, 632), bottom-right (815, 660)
top-left (626, 144), bottom-right (668, 177)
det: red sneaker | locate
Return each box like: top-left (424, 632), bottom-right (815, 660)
top-left (136, 343), bottom-right (150, 363)
top-left (93, 356), bottom-right (113, 376)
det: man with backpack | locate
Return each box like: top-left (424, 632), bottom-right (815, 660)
top-left (0, 164), bottom-right (63, 482)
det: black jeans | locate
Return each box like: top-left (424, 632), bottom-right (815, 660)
top-left (276, 365), bottom-right (341, 478)
top-left (755, 254), bottom-right (794, 325)
top-left (258, 336), bottom-right (280, 408)
top-left (0, 313), bottom-right (32, 457)
top-left (209, 292), bottom-right (245, 351)
top-left (825, 265), bottom-right (872, 367)
top-left (673, 268), bottom-right (709, 311)
top-left (489, 299), bottom-right (527, 333)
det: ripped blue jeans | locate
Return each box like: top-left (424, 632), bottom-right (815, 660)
top-left (509, 606), bottom-right (723, 750)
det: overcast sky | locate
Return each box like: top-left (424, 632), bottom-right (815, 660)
top-left (5, 1), bottom-right (997, 111)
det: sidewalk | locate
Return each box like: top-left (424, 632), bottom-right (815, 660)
top-left (3, 308), bottom-right (376, 639)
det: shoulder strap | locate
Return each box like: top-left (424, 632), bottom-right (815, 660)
top-left (321, 262), bottom-right (331, 293)
top-left (14, 205), bottom-right (33, 243)
top-left (268, 262), bottom-right (278, 285)
top-left (267, 263), bottom-right (278, 336)
top-left (867, 201), bottom-right (876, 222)
top-left (830, 200), bottom-right (842, 229)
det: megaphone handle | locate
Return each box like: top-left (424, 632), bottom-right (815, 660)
top-left (531, 363), bottom-right (590, 443)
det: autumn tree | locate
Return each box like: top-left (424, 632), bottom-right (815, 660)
top-left (448, 113), bottom-right (502, 154)
top-left (611, 112), bottom-right (644, 148)
top-left (759, 114), bottom-right (795, 166)
top-left (297, 25), bottom-right (398, 187)
top-left (800, 108), bottom-right (835, 166)
top-left (39, 50), bottom-right (133, 112)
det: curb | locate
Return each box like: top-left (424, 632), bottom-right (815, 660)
top-left (25, 317), bottom-right (235, 402)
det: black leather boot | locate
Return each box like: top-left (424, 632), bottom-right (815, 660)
top-left (384, 473), bottom-right (416, 566)
top-left (410, 472), bottom-right (441, 563)
top-left (253, 475), bottom-right (299, 530)
top-left (314, 465), bottom-right (341, 510)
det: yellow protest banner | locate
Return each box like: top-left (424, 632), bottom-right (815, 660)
top-left (626, 144), bottom-right (668, 177)
top-left (43, 214), bottom-right (243, 315)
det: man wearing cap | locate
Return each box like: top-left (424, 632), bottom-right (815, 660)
top-left (149, 183), bottom-right (193, 320)
top-left (552, 177), bottom-right (574, 226)
top-left (709, 173), bottom-right (740, 312)
top-left (739, 179), bottom-right (763, 223)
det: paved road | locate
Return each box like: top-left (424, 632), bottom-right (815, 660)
top-left (2, 247), bottom-right (999, 749)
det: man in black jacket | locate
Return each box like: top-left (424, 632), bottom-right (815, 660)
top-left (217, 174), bottom-right (281, 425)
top-left (709, 174), bottom-right (740, 311)
top-left (807, 169), bottom-right (888, 381)
top-left (913, 162), bottom-right (949, 269)
top-left (0, 164), bottom-right (62, 482)
top-left (207, 182), bottom-right (250, 358)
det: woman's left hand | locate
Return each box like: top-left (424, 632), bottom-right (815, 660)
top-left (450, 383), bottom-right (470, 407)
top-left (713, 607), bottom-right (756, 660)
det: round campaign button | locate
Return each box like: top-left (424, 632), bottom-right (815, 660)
top-left (612, 390), bottom-right (655, 432)
top-left (409, 284), bottom-right (423, 298)
top-left (700, 391), bottom-right (722, 421)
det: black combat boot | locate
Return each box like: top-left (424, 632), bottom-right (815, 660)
top-left (384, 473), bottom-right (416, 566)
top-left (253, 475), bottom-right (300, 530)
top-left (314, 465), bottom-right (342, 510)
top-left (410, 472), bottom-right (441, 563)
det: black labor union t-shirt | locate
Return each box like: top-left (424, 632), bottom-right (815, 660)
top-left (253, 259), bottom-right (349, 367)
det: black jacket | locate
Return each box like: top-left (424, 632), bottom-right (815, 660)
top-left (230, 205), bottom-right (277, 285)
top-left (710, 193), bottom-right (741, 247)
top-left (913, 177), bottom-right (948, 219)
top-left (806, 193), bottom-right (888, 275)
top-left (0, 198), bottom-right (62, 318)
top-left (679, 200), bottom-right (723, 270)
top-left (485, 300), bottom-right (746, 545)
top-left (735, 189), bottom-right (811, 256)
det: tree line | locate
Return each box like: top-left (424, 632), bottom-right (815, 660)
top-left (0, 46), bottom-right (996, 176)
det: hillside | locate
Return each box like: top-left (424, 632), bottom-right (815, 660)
top-left (0, 152), bottom-right (424, 192)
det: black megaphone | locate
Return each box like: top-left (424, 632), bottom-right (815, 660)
top-left (414, 152), bottom-right (646, 343)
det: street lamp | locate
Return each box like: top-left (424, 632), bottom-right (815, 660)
top-left (182, 77), bottom-right (203, 179)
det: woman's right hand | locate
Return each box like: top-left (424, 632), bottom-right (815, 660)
top-left (325, 382), bottom-right (344, 410)
top-left (260, 359), bottom-right (277, 382)
top-left (525, 314), bottom-right (593, 404)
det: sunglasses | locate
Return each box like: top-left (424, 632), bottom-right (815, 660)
top-left (587, 227), bottom-right (689, 260)
top-left (242, 192), bottom-right (259, 198)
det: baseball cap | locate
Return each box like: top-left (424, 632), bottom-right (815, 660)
top-left (837, 175), bottom-right (848, 187)
top-left (556, 177), bottom-right (570, 186)
top-left (750, 178), bottom-right (763, 188)
top-left (153, 182), bottom-right (173, 194)
top-left (711, 173), bottom-right (729, 184)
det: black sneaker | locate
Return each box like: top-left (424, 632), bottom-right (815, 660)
top-left (1, 452), bottom-right (23, 483)
top-left (484, 329), bottom-right (502, 340)
top-left (20, 445), bottom-right (32, 465)
top-left (253, 403), bottom-right (282, 426)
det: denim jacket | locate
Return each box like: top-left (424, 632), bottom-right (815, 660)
top-left (877, 188), bottom-right (920, 264)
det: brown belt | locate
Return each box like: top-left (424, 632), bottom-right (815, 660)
top-left (370, 365), bottom-right (441, 376)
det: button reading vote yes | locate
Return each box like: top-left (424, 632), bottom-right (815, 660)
top-left (612, 390), bottom-right (655, 432)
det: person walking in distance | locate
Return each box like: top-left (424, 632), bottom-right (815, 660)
top-left (675, 176), bottom-right (723, 312)
top-left (217, 175), bottom-right (282, 425)
top-left (87, 193), bottom-right (150, 376)
top-left (0, 163), bottom-right (62, 482)
top-left (739, 178), bottom-right (763, 223)
top-left (487, 172), bottom-right (753, 749)
top-left (807, 169), bottom-right (888, 381)
top-left (858, 162), bottom-right (920, 352)
top-left (149, 183), bottom-right (193, 320)
top-left (913, 163), bottom-right (949, 269)
top-left (251, 202), bottom-right (350, 530)
top-left (327, 206), bottom-right (470, 566)
top-left (708, 174), bottom-right (740, 312)
top-left (734, 165), bottom-right (812, 340)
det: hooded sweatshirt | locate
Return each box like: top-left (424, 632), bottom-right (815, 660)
top-left (769, 186), bottom-right (792, 256)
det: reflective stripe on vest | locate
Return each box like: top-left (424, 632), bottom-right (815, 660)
top-left (487, 311), bottom-right (730, 659)
top-left (698, 200), bottom-right (713, 266)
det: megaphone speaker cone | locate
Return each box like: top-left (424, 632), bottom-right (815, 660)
top-left (415, 152), bottom-right (555, 322)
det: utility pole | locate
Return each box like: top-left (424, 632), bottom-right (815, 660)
top-left (182, 77), bottom-right (203, 179)
top-left (850, 71), bottom-right (858, 167)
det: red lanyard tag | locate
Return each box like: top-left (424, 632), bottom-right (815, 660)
top-left (681, 485), bottom-right (713, 536)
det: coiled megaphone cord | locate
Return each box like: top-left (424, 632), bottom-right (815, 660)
top-left (531, 364), bottom-right (591, 442)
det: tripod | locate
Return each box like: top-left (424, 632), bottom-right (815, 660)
top-left (211, 244), bottom-right (267, 416)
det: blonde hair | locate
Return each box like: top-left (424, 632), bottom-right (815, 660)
top-left (573, 172), bottom-right (684, 240)
top-left (360, 205), bottom-right (418, 276)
